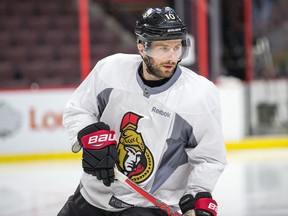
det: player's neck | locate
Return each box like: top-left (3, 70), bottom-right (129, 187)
top-left (138, 64), bottom-right (170, 87)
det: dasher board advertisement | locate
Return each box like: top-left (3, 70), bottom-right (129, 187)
top-left (0, 88), bottom-right (74, 155)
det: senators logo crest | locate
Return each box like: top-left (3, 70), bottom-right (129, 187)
top-left (117, 112), bottom-right (154, 183)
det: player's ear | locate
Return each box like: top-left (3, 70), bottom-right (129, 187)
top-left (137, 43), bottom-right (145, 56)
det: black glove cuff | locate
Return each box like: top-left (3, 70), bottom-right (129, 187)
top-left (179, 194), bottom-right (195, 214)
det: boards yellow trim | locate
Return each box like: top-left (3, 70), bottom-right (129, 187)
top-left (0, 152), bottom-right (81, 163)
top-left (0, 137), bottom-right (287, 163)
top-left (226, 136), bottom-right (288, 150)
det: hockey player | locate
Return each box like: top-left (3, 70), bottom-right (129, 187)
top-left (58, 6), bottom-right (227, 216)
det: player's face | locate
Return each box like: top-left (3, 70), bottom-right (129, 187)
top-left (139, 39), bottom-right (182, 80)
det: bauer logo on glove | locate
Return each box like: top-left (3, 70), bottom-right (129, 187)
top-left (81, 130), bottom-right (117, 149)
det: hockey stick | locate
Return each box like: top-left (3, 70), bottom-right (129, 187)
top-left (114, 167), bottom-right (182, 216)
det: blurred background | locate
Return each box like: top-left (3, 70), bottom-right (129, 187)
top-left (0, 0), bottom-right (287, 215)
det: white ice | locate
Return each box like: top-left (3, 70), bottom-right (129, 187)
top-left (0, 149), bottom-right (288, 216)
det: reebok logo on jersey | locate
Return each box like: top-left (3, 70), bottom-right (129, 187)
top-left (152, 107), bottom-right (171, 118)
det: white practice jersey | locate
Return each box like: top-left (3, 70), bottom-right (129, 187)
top-left (63, 53), bottom-right (227, 211)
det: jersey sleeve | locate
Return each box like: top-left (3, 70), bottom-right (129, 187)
top-left (62, 64), bottom-right (102, 153)
top-left (185, 85), bottom-right (227, 195)
top-left (62, 54), bottom-right (139, 153)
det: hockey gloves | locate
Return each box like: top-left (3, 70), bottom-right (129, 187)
top-left (179, 192), bottom-right (218, 216)
top-left (77, 122), bottom-right (119, 187)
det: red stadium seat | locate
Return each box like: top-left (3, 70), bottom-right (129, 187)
top-left (13, 31), bottom-right (40, 47)
top-left (55, 45), bottom-right (80, 61)
top-left (43, 30), bottom-right (67, 46)
top-left (26, 16), bottom-right (53, 31)
top-left (20, 62), bottom-right (49, 81)
top-left (29, 46), bottom-right (55, 61)
top-left (0, 32), bottom-right (13, 48)
top-left (0, 62), bottom-right (14, 80)
top-left (54, 16), bottom-right (78, 30)
top-left (0, 17), bottom-right (24, 31)
top-left (3, 47), bottom-right (30, 63)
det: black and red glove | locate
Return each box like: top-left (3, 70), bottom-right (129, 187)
top-left (77, 122), bottom-right (118, 187)
top-left (179, 192), bottom-right (218, 216)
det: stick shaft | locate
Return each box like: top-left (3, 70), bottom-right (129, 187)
top-left (114, 168), bottom-right (181, 216)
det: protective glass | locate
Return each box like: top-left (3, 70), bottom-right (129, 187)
top-left (143, 38), bottom-right (191, 60)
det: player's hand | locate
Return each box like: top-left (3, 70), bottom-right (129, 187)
top-left (179, 192), bottom-right (218, 216)
top-left (183, 210), bottom-right (196, 216)
top-left (77, 122), bottom-right (119, 187)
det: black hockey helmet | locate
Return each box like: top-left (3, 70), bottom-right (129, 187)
top-left (135, 6), bottom-right (189, 59)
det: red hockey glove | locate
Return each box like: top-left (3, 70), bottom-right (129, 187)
top-left (179, 192), bottom-right (218, 216)
top-left (77, 122), bottom-right (118, 187)
top-left (194, 192), bottom-right (218, 216)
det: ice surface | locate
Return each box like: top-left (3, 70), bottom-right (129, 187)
top-left (0, 150), bottom-right (288, 216)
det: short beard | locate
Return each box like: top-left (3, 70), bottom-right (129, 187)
top-left (143, 56), bottom-right (177, 80)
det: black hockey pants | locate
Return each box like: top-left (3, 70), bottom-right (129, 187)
top-left (57, 185), bottom-right (168, 216)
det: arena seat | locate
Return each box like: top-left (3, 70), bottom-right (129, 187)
top-left (0, 0), bottom-right (136, 88)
